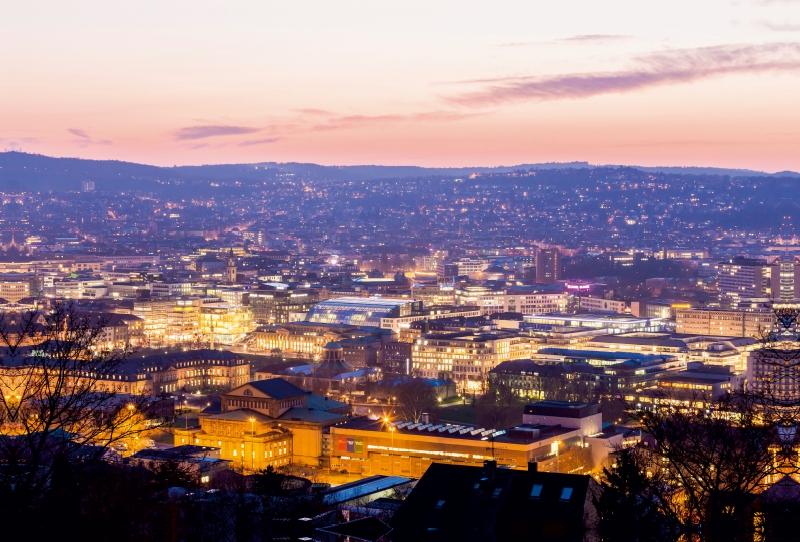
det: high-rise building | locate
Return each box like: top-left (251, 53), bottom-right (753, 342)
top-left (81, 180), bottom-right (95, 192)
top-left (717, 257), bottom-right (770, 306)
top-left (535, 249), bottom-right (561, 285)
top-left (770, 257), bottom-right (800, 302)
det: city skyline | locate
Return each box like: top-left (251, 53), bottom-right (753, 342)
top-left (5, 1), bottom-right (800, 171)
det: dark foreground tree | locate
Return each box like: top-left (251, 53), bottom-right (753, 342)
top-left (0, 302), bottom-right (162, 535)
top-left (630, 392), bottom-right (776, 542)
top-left (593, 445), bottom-right (680, 542)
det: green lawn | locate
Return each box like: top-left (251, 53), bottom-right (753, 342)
top-left (439, 404), bottom-right (477, 425)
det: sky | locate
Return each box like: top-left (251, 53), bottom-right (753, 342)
top-left (3, 1), bottom-right (800, 171)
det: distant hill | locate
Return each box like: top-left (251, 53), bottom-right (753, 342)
top-left (0, 151), bottom-right (796, 192)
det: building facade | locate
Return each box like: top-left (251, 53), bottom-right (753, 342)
top-left (535, 249), bottom-right (562, 284)
top-left (175, 378), bottom-right (351, 469)
top-left (675, 308), bottom-right (775, 338)
top-left (717, 258), bottom-right (770, 306)
top-left (412, 331), bottom-right (532, 392)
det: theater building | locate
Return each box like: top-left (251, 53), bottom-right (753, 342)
top-left (174, 378), bottom-right (351, 470)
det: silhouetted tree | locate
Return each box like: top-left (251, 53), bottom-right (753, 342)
top-left (593, 446), bottom-right (680, 542)
top-left (393, 378), bottom-right (440, 423)
top-left (0, 302), bottom-right (162, 534)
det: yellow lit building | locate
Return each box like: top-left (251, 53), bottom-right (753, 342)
top-left (251, 322), bottom-right (363, 357)
top-left (174, 378), bottom-right (351, 470)
top-left (87, 349), bottom-right (249, 396)
top-left (200, 304), bottom-right (254, 345)
top-left (330, 417), bottom-right (593, 478)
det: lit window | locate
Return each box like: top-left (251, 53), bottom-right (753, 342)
top-left (530, 484), bottom-right (543, 498)
top-left (435, 499), bottom-right (445, 509)
top-left (560, 487), bottom-right (573, 501)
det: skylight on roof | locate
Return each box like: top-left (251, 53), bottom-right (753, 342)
top-left (560, 487), bottom-right (573, 501)
top-left (530, 484), bottom-right (543, 498)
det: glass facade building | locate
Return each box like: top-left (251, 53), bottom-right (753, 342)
top-left (306, 297), bottom-right (421, 327)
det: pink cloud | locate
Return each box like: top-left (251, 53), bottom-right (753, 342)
top-left (174, 125), bottom-right (260, 140)
top-left (449, 42), bottom-right (800, 106)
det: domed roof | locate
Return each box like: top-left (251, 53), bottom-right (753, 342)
top-left (312, 357), bottom-right (354, 377)
top-left (314, 341), bottom-right (353, 376)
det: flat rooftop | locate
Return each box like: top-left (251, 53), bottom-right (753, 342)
top-left (335, 418), bottom-right (577, 445)
top-left (312, 297), bottom-right (416, 308)
top-left (524, 313), bottom-right (660, 325)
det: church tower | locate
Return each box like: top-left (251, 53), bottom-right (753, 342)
top-left (226, 248), bottom-right (237, 283)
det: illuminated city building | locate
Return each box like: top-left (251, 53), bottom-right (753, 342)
top-left (306, 297), bottom-right (422, 327)
top-left (770, 257), bottom-right (800, 302)
top-left (175, 378), bottom-right (350, 469)
top-left (251, 322), bottom-right (365, 357)
top-left (331, 401), bottom-right (616, 478)
top-left (249, 288), bottom-right (320, 324)
top-left (454, 285), bottom-right (568, 316)
top-left (409, 282), bottom-right (456, 306)
top-left (412, 331), bottom-right (531, 391)
top-left (0, 348), bottom-right (249, 397)
top-left (577, 297), bottom-right (627, 314)
top-left (675, 308), bottom-right (774, 338)
top-left (535, 249), bottom-right (562, 284)
top-left (200, 304), bottom-right (254, 345)
top-left (256, 342), bottom-right (382, 399)
top-left (522, 313), bottom-right (665, 334)
top-left (226, 247), bottom-right (237, 283)
top-left (717, 257), bottom-right (770, 307)
top-left (0, 276), bottom-right (32, 302)
top-left (149, 281), bottom-right (193, 297)
top-left (746, 348), bottom-right (800, 404)
top-left (436, 258), bottom-right (489, 280)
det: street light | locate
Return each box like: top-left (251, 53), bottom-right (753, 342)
top-left (552, 440), bottom-right (562, 473)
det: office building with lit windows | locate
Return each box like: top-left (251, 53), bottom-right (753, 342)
top-left (535, 249), bottom-right (562, 284)
top-left (199, 303), bottom-right (254, 345)
top-left (454, 285), bottom-right (567, 316)
top-left (717, 257), bottom-right (770, 307)
top-left (675, 308), bottom-right (774, 338)
top-left (412, 331), bottom-right (531, 391)
top-left (770, 257), bottom-right (800, 302)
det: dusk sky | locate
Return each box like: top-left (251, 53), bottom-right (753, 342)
top-left (4, 1), bottom-right (800, 170)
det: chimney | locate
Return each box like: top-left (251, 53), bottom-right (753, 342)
top-left (528, 461), bottom-right (538, 472)
top-left (484, 460), bottom-right (497, 480)
top-left (421, 412), bottom-right (430, 424)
